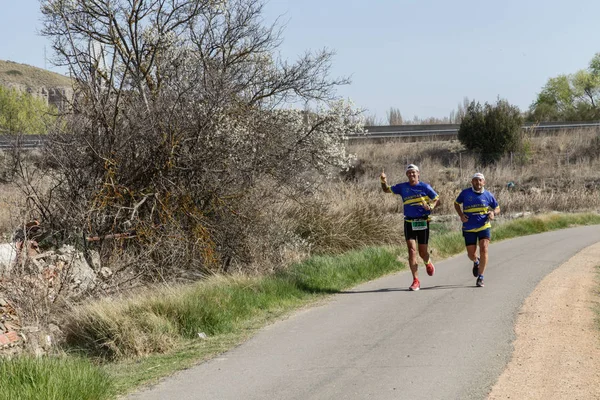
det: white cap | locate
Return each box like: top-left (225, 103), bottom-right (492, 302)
top-left (472, 172), bottom-right (485, 180)
top-left (406, 164), bottom-right (419, 172)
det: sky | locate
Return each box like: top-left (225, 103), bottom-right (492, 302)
top-left (1, 0), bottom-right (599, 122)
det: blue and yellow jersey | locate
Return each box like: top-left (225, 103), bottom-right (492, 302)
top-left (390, 182), bottom-right (439, 221)
top-left (455, 188), bottom-right (499, 232)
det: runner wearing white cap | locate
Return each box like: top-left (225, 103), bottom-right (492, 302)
top-left (454, 172), bottom-right (500, 287)
top-left (380, 164), bottom-right (439, 291)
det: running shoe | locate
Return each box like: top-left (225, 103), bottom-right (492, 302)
top-left (409, 278), bottom-right (420, 291)
top-left (425, 261), bottom-right (435, 276)
top-left (472, 258), bottom-right (480, 277)
top-left (476, 276), bottom-right (484, 287)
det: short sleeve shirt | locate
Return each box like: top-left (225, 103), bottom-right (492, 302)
top-left (390, 182), bottom-right (439, 221)
top-left (455, 188), bottom-right (499, 232)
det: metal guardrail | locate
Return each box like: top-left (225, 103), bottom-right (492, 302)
top-left (0, 135), bottom-right (46, 149)
top-left (1, 121), bottom-right (600, 148)
top-left (347, 121), bottom-right (600, 140)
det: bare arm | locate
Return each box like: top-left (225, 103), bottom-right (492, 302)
top-left (422, 197), bottom-right (439, 211)
top-left (488, 206), bottom-right (500, 220)
top-left (454, 202), bottom-right (468, 223)
top-left (380, 171), bottom-right (392, 193)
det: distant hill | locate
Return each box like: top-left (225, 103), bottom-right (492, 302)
top-left (0, 60), bottom-right (72, 110)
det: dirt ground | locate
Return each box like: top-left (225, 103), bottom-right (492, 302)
top-left (488, 241), bottom-right (600, 399)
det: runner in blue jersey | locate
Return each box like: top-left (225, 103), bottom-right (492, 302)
top-left (380, 164), bottom-right (439, 291)
top-left (454, 172), bottom-right (500, 287)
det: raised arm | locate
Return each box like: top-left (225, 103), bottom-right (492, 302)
top-left (380, 170), bottom-right (392, 193)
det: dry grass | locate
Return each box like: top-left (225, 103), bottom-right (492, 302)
top-left (0, 182), bottom-right (33, 240)
top-left (286, 183), bottom-right (404, 254)
top-left (346, 128), bottom-right (600, 216)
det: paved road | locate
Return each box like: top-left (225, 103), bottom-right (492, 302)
top-left (128, 225), bottom-right (600, 400)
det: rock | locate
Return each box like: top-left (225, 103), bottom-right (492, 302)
top-left (69, 256), bottom-right (97, 292)
top-left (0, 243), bottom-right (17, 272)
top-left (48, 323), bottom-right (61, 334)
top-left (88, 250), bottom-right (101, 269)
top-left (99, 267), bottom-right (113, 279)
top-left (58, 244), bottom-right (76, 254)
top-left (529, 187), bottom-right (542, 195)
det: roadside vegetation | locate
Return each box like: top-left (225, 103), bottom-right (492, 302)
top-left (0, 356), bottom-right (112, 400)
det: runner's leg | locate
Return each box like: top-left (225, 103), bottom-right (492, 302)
top-left (407, 239), bottom-right (419, 279)
top-left (418, 244), bottom-right (429, 264)
top-left (466, 244), bottom-right (478, 263)
top-left (478, 238), bottom-right (490, 275)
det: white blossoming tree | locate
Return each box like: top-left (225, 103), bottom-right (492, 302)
top-left (36, 0), bottom-right (361, 277)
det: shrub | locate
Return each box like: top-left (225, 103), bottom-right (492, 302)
top-left (458, 99), bottom-right (523, 165)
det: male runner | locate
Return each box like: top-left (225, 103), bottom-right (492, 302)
top-left (454, 172), bottom-right (500, 287)
top-left (380, 164), bottom-right (439, 291)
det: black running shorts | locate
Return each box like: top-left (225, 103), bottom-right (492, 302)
top-left (404, 220), bottom-right (430, 244)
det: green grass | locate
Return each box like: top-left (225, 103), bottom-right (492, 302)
top-left (3, 212), bottom-right (600, 398)
top-left (0, 356), bottom-right (113, 400)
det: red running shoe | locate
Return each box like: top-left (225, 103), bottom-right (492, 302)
top-left (409, 278), bottom-right (420, 291)
top-left (425, 261), bottom-right (435, 276)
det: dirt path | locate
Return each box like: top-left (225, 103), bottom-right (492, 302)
top-left (488, 241), bottom-right (600, 399)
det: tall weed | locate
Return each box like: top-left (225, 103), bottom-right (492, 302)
top-left (0, 356), bottom-right (112, 400)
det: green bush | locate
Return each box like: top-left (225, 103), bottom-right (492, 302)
top-left (458, 99), bottom-right (523, 165)
top-left (0, 86), bottom-right (56, 134)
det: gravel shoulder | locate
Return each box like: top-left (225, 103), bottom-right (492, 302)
top-left (488, 241), bottom-right (600, 399)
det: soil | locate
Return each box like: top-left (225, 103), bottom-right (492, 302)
top-left (488, 242), bottom-right (600, 399)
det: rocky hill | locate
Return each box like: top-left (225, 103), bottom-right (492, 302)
top-left (0, 60), bottom-right (72, 110)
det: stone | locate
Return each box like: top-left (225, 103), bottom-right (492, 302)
top-left (0, 243), bottom-right (17, 271)
top-left (69, 257), bottom-right (97, 292)
top-left (99, 267), bottom-right (113, 279)
top-left (58, 244), bottom-right (76, 254)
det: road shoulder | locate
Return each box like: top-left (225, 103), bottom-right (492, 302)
top-left (488, 241), bottom-right (600, 399)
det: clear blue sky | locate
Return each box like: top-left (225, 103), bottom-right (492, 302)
top-left (2, 0), bottom-right (600, 121)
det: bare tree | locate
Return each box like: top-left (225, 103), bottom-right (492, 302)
top-left (37, 0), bottom-right (357, 279)
top-left (363, 113), bottom-right (381, 126)
top-left (386, 107), bottom-right (403, 125)
top-left (450, 97), bottom-right (471, 124)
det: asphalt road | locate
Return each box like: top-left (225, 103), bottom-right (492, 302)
top-left (128, 225), bottom-right (600, 400)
